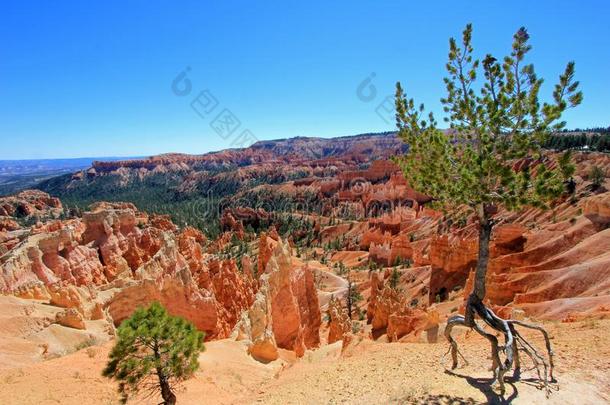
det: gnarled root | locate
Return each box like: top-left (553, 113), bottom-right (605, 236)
top-left (444, 294), bottom-right (555, 397)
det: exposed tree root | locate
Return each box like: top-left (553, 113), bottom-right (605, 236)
top-left (444, 294), bottom-right (555, 397)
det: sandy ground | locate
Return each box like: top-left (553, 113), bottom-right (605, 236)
top-left (0, 320), bottom-right (608, 405)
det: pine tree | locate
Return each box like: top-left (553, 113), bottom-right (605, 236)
top-left (597, 134), bottom-right (610, 152)
top-left (389, 267), bottom-right (401, 290)
top-left (338, 261), bottom-right (347, 275)
top-left (103, 302), bottom-right (205, 404)
top-left (558, 149), bottom-right (576, 196)
top-left (346, 279), bottom-right (363, 319)
top-left (589, 165), bottom-right (606, 190)
top-left (394, 24), bottom-right (581, 394)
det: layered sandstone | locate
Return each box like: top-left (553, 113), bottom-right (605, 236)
top-left (0, 190), bottom-right (62, 219)
top-left (367, 270), bottom-right (440, 342)
top-left (234, 238), bottom-right (321, 360)
top-left (0, 203), bottom-right (257, 344)
top-left (326, 295), bottom-right (351, 344)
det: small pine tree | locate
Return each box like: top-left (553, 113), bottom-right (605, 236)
top-left (589, 165), bottom-right (606, 190)
top-left (338, 261), bottom-right (347, 275)
top-left (389, 267), bottom-right (401, 290)
top-left (558, 150), bottom-right (576, 196)
top-left (346, 280), bottom-right (363, 319)
top-left (103, 302), bottom-right (205, 404)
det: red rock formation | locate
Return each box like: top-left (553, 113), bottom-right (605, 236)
top-left (81, 206), bottom-right (162, 281)
top-left (0, 217), bottom-right (20, 231)
top-left (234, 238), bottom-right (321, 359)
top-left (221, 207), bottom-right (270, 235)
top-left (491, 224), bottom-right (527, 256)
top-left (257, 232), bottom-right (274, 275)
top-left (0, 190), bottom-right (62, 219)
top-left (369, 233), bottom-right (414, 267)
top-left (106, 232), bottom-right (255, 340)
top-left (49, 285), bottom-right (87, 314)
top-left (327, 295), bottom-right (351, 344)
top-left (361, 228), bottom-right (391, 250)
top-left (428, 235), bottom-right (478, 304)
top-left (177, 227), bottom-right (207, 273)
top-left (387, 308), bottom-right (439, 342)
top-left (55, 308), bottom-right (86, 329)
top-left (366, 269), bottom-right (439, 342)
top-left (149, 214), bottom-right (177, 231)
top-left (0, 202), bottom-right (258, 342)
top-left (0, 144), bottom-right (608, 365)
top-left (208, 258), bottom-right (257, 333)
top-left (370, 286), bottom-right (402, 331)
top-left (207, 231), bottom-right (235, 254)
top-left (390, 233), bottom-right (414, 264)
top-left (220, 210), bottom-right (244, 236)
top-left (367, 271), bottom-right (384, 323)
top-left (266, 241), bottom-right (320, 355)
top-left (584, 193), bottom-right (610, 225)
top-left (0, 224), bottom-right (105, 294)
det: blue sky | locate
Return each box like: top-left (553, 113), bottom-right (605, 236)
top-left (1, 1), bottom-right (608, 159)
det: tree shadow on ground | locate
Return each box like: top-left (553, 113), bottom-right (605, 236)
top-left (397, 393), bottom-right (483, 404)
top-left (444, 370), bottom-right (519, 405)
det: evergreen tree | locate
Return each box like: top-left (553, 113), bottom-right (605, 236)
top-left (596, 134), bottom-right (610, 152)
top-left (346, 279), bottom-right (363, 319)
top-left (337, 261), bottom-right (347, 275)
top-left (589, 165), bottom-right (606, 190)
top-left (103, 302), bottom-right (205, 404)
top-left (558, 149), bottom-right (576, 196)
top-left (389, 267), bottom-right (401, 290)
top-left (394, 25), bottom-right (581, 393)
top-left (368, 260), bottom-right (377, 271)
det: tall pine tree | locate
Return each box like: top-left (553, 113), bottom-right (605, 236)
top-left (394, 24), bottom-right (581, 394)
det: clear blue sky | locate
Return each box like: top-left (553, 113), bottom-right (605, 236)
top-left (1, 1), bottom-right (608, 159)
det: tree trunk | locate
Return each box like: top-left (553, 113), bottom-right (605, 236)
top-left (444, 206), bottom-right (555, 395)
top-left (473, 210), bottom-right (493, 301)
top-left (464, 207), bottom-right (493, 327)
top-left (157, 369), bottom-right (176, 405)
top-left (346, 281), bottom-right (353, 319)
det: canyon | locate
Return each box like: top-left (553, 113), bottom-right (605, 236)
top-left (1, 133), bottom-right (609, 403)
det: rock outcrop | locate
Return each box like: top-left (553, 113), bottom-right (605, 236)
top-left (81, 205), bottom-right (161, 281)
top-left (0, 218), bottom-right (19, 232)
top-left (327, 295), bottom-right (352, 344)
top-left (584, 193), bottom-right (610, 225)
top-left (234, 238), bottom-right (321, 360)
top-left (0, 203), bottom-right (257, 342)
top-left (55, 308), bottom-right (86, 330)
top-left (0, 190), bottom-right (62, 219)
top-left (106, 231), bottom-right (255, 340)
top-left (367, 269), bottom-right (440, 342)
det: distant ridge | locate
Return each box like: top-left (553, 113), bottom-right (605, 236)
top-left (0, 156), bottom-right (142, 196)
